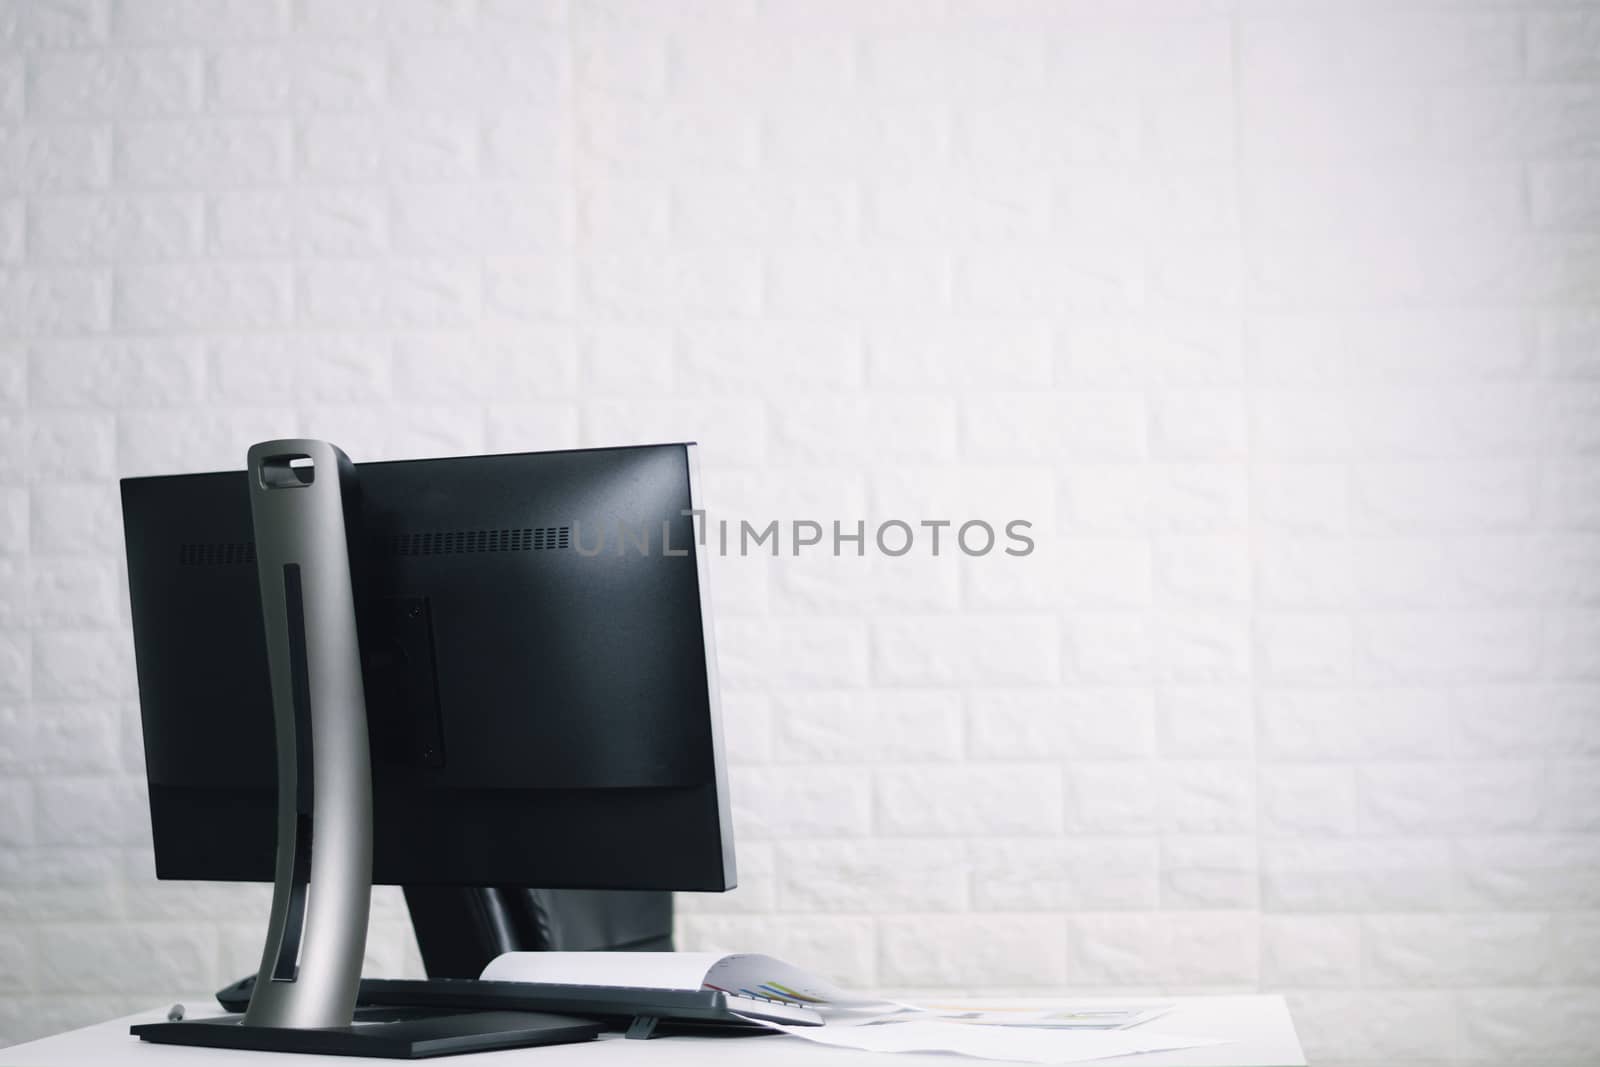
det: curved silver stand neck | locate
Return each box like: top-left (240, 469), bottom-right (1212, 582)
top-left (243, 439), bottom-right (372, 1029)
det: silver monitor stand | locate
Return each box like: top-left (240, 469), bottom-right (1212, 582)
top-left (130, 440), bottom-right (598, 1058)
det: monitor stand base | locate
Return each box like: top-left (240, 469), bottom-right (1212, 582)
top-left (131, 1009), bottom-right (601, 1059)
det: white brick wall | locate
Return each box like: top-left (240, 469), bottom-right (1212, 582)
top-left (1, 0), bottom-right (1598, 1062)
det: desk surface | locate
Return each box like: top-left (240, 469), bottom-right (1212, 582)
top-left (0, 996), bottom-right (1305, 1067)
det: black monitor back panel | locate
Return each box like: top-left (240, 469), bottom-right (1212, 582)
top-left (122, 444), bottom-right (734, 892)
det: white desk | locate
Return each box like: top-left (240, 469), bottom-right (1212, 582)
top-left (0, 997), bottom-right (1304, 1067)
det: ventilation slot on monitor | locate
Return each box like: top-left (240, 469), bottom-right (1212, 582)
top-left (379, 527), bottom-right (571, 557)
top-left (178, 528), bottom-right (570, 566)
top-left (179, 542), bottom-right (258, 567)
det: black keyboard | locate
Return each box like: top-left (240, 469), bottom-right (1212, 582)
top-left (217, 974), bottom-right (823, 1039)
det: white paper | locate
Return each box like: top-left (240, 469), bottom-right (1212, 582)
top-left (480, 950), bottom-right (725, 990)
top-left (739, 1017), bottom-right (1225, 1065)
top-left (917, 1002), bottom-right (1174, 1030)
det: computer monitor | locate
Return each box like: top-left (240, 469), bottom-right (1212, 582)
top-left (120, 441), bottom-right (735, 1055)
top-left (121, 442), bottom-right (735, 893)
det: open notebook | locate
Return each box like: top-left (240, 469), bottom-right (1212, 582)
top-left (480, 951), bottom-right (902, 1027)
